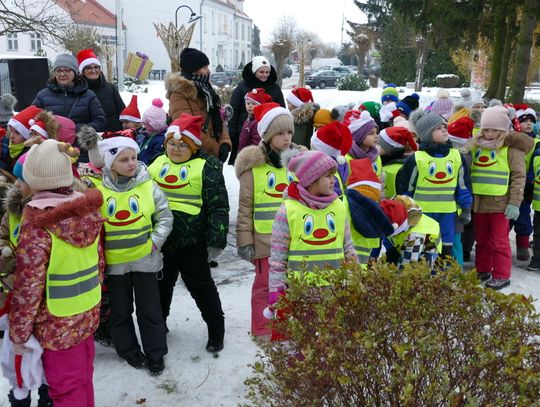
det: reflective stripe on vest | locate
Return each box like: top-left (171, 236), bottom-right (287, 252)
top-left (148, 155), bottom-right (204, 215)
top-left (389, 214), bottom-right (442, 254)
top-left (413, 149), bottom-right (461, 213)
top-left (46, 230), bottom-right (101, 317)
top-left (533, 155), bottom-right (540, 211)
top-left (285, 199), bottom-right (346, 285)
top-left (383, 162), bottom-right (402, 198)
top-left (98, 180), bottom-right (155, 265)
top-left (252, 164), bottom-right (295, 234)
top-left (8, 213), bottom-right (21, 248)
top-left (471, 146), bottom-right (509, 196)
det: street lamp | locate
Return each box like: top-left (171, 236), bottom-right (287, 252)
top-left (175, 5), bottom-right (202, 28)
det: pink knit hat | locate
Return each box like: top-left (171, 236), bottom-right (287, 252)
top-left (283, 150), bottom-right (337, 188)
top-left (480, 106), bottom-right (512, 131)
top-left (430, 89), bottom-right (454, 119)
top-left (142, 98), bottom-right (167, 133)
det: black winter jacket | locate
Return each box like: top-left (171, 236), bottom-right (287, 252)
top-left (86, 74), bottom-right (125, 131)
top-left (32, 78), bottom-right (106, 132)
top-left (160, 150), bottom-right (229, 252)
top-left (228, 62), bottom-right (285, 148)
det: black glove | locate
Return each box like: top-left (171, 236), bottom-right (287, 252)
top-left (218, 144), bottom-right (231, 163)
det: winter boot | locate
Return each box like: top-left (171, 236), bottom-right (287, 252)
top-left (516, 235), bottom-right (531, 261)
top-left (147, 357), bottom-right (165, 376)
top-left (206, 318), bottom-right (225, 353)
top-left (527, 257), bottom-right (540, 272)
top-left (8, 390), bottom-right (31, 407)
top-left (485, 278), bottom-right (510, 290)
top-left (37, 384), bottom-right (53, 407)
top-left (476, 271), bottom-right (492, 282)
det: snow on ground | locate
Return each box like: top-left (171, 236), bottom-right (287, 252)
top-left (2, 81), bottom-right (540, 406)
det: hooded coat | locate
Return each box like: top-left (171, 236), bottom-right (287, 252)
top-left (164, 73), bottom-right (231, 159)
top-left (8, 189), bottom-right (105, 350)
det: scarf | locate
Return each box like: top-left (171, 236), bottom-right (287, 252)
top-left (474, 133), bottom-right (506, 150)
top-left (9, 141), bottom-right (24, 159)
top-left (264, 142), bottom-right (283, 168)
top-left (287, 182), bottom-right (338, 210)
top-left (183, 72), bottom-right (223, 140)
top-left (349, 142), bottom-right (379, 163)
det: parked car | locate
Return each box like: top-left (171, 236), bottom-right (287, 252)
top-left (224, 70), bottom-right (241, 84)
top-left (210, 72), bottom-right (230, 87)
top-left (332, 66), bottom-right (354, 76)
top-left (305, 70), bottom-right (341, 89)
top-left (282, 65), bottom-right (293, 78)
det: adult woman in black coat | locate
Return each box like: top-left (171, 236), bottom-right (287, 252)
top-left (227, 56), bottom-right (285, 165)
top-left (77, 49), bottom-right (125, 131)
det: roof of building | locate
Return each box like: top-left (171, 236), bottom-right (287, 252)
top-left (55, 0), bottom-right (118, 28)
top-left (209, 0), bottom-right (251, 19)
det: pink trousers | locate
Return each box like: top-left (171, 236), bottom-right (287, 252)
top-left (251, 257), bottom-right (272, 336)
top-left (42, 335), bottom-right (95, 407)
top-left (473, 212), bottom-right (512, 279)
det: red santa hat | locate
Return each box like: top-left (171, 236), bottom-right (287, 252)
top-left (245, 88), bottom-right (272, 105)
top-left (76, 48), bottom-right (100, 73)
top-left (380, 199), bottom-right (409, 236)
top-left (286, 86), bottom-right (313, 108)
top-left (166, 113), bottom-right (203, 146)
top-left (448, 116), bottom-right (474, 145)
top-left (8, 106), bottom-right (42, 140)
top-left (310, 121), bottom-right (353, 164)
top-left (253, 102), bottom-right (293, 142)
top-left (514, 103), bottom-right (537, 123)
top-left (378, 126), bottom-right (418, 153)
top-left (119, 95), bottom-right (141, 123)
top-left (343, 109), bottom-right (361, 126)
top-left (28, 119), bottom-right (49, 139)
top-left (346, 158), bottom-right (382, 202)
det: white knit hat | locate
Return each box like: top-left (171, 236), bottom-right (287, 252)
top-left (23, 139), bottom-right (74, 191)
top-left (251, 56), bottom-right (270, 73)
top-left (98, 137), bottom-right (140, 170)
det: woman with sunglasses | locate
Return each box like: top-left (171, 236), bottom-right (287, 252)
top-left (32, 53), bottom-right (106, 162)
top-left (77, 49), bottom-right (125, 132)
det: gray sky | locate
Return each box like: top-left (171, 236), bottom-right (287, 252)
top-left (243, 0), bottom-right (366, 46)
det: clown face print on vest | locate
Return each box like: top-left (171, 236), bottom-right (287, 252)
top-left (424, 159), bottom-right (455, 185)
top-left (473, 148), bottom-right (499, 168)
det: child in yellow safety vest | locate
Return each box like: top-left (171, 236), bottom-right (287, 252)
top-left (97, 136), bottom-right (173, 375)
top-left (267, 150), bottom-right (357, 323)
top-left (235, 102), bottom-right (297, 338)
top-left (398, 110), bottom-right (473, 260)
top-left (470, 106), bottom-right (534, 289)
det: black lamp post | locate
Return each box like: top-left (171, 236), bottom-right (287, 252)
top-left (175, 5), bottom-right (202, 28)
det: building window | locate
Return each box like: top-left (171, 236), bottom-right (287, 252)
top-left (212, 11), bottom-right (215, 34)
top-left (7, 34), bottom-right (18, 51)
top-left (204, 13), bottom-right (207, 33)
top-left (30, 33), bottom-right (42, 51)
top-left (235, 22), bottom-right (238, 40)
top-left (241, 24), bottom-right (245, 41)
top-left (248, 25), bottom-right (251, 42)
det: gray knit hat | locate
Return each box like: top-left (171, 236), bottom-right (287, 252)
top-left (53, 53), bottom-right (78, 74)
top-left (0, 94), bottom-right (17, 124)
top-left (410, 110), bottom-right (446, 143)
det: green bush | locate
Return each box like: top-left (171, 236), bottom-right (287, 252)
top-left (337, 74), bottom-right (369, 91)
top-left (245, 261), bottom-right (540, 406)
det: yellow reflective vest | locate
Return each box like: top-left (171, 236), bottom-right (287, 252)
top-left (252, 163), bottom-right (295, 234)
top-left (98, 180), bottom-right (155, 265)
top-left (533, 155), bottom-right (540, 211)
top-left (149, 155), bottom-right (204, 215)
top-left (8, 213), bottom-right (21, 248)
top-left (471, 146), bottom-right (509, 196)
top-left (285, 198), bottom-right (346, 285)
top-left (413, 149), bottom-right (461, 213)
top-left (389, 214), bottom-right (442, 254)
top-left (383, 162), bottom-right (402, 198)
top-left (46, 230), bottom-right (101, 317)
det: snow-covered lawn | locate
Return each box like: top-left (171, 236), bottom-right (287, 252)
top-left (1, 82), bottom-right (540, 406)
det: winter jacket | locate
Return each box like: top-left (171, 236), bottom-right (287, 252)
top-left (32, 78), bottom-right (106, 133)
top-left (86, 73), bottom-right (125, 131)
top-left (150, 150), bottom-right (229, 253)
top-left (228, 63), bottom-right (285, 149)
top-left (8, 189), bottom-right (105, 351)
top-left (136, 129), bottom-right (165, 165)
top-left (472, 132), bottom-right (534, 213)
top-left (100, 162), bottom-right (173, 275)
top-left (165, 73), bottom-right (231, 158)
top-left (291, 102), bottom-right (319, 148)
top-left (398, 142), bottom-right (473, 210)
top-left (238, 115), bottom-right (260, 152)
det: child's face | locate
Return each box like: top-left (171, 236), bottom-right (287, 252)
top-left (520, 119), bottom-right (534, 134)
top-left (269, 131), bottom-right (292, 152)
top-left (431, 124), bottom-right (449, 143)
top-left (166, 139), bottom-right (192, 163)
top-left (15, 179), bottom-right (32, 197)
top-left (121, 121), bottom-right (140, 130)
top-left (308, 170), bottom-right (336, 197)
top-left (8, 127), bottom-right (24, 144)
top-left (361, 128), bottom-right (378, 149)
top-left (245, 100), bottom-right (257, 116)
top-left (471, 103), bottom-right (485, 113)
top-left (287, 102), bottom-right (296, 112)
top-left (112, 148), bottom-right (138, 177)
top-left (482, 128), bottom-right (504, 141)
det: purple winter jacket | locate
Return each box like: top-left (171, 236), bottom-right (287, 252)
top-left (238, 116), bottom-right (261, 152)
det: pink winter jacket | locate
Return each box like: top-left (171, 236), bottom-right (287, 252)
top-left (238, 116), bottom-right (261, 152)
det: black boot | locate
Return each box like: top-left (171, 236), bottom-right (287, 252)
top-left (206, 318), bottom-right (225, 353)
top-left (8, 390), bottom-right (31, 407)
top-left (37, 384), bottom-right (53, 407)
top-left (147, 357), bottom-right (165, 376)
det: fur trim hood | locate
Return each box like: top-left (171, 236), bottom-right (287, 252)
top-left (234, 144), bottom-right (268, 179)
top-left (3, 184), bottom-right (31, 217)
top-left (291, 102), bottom-right (320, 124)
top-left (504, 131), bottom-right (535, 153)
top-left (164, 73), bottom-right (198, 100)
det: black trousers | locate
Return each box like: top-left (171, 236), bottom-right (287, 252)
top-left (160, 242), bottom-right (224, 335)
top-left (108, 272), bottom-right (168, 361)
top-left (532, 211), bottom-right (540, 260)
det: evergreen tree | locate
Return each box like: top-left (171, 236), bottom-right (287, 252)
top-left (252, 25), bottom-right (262, 57)
top-left (379, 15), bottom-right (415, 85)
